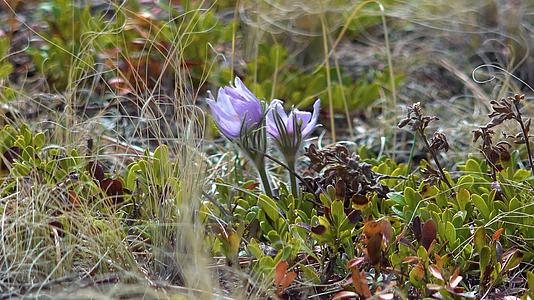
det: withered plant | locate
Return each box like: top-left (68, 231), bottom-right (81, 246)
top-left (303, 144), bottom-right (389, 207)
top-left (476, 94), bottom-right (533, 176)
top-left (398, 102), bottom-right (453, 190)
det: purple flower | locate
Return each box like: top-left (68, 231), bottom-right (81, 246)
top-left (207, 77), bottom-right (263, 139)
top-left (266, 99), bottom-right (320, 141)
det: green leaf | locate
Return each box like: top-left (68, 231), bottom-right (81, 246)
top-left (436, 192), bottom-right (448, 208)
top-left (404, 187), bottom-right (421, 209)
top-left (300, 264), bottom-right (320, 284)
top-left (33, 132), bottom-right (45, 149)
top-left (474, 226), bottom-right (486, 254)
top-left (258, 194), bottom-right (280, 222)
top-left (479, 246), bottom-right (491, 281)
top-left (331, 200), bottom-right (345, 228)
top-left (452, 211), bottom-right (465, 228)
top-left (387, 192), bottom-right (405, 205)
top-left (445, 222), bottom-right (456, 244)
top-left (464, 159), bottom-right (481, 173)
top-left (456, 188), bottom-right (470, 211)
top-left (508, 197), bottom-right (521, 212)
top-left (527, 271), bottom-right (534, 291)
top-left (0, 63), bottom-right (13, 78)
top-left (319, 193), bottom-right (331, 206)
top-left (12, 161), bottom-right (31, 177)
top-left (513, 169), bottom-right (531, 181)
top-left (20, 124), bottom-right (32, 146)
top-left (417, 245), bottom-right (428, 261)
top-left (502, 251), bottom-right (523, 273)
top-left (457, 175), bottom-right (474, 191)
top-left (153, 144), bottom-right (169, 183)
top-left (472, 194), bottom-right (490, 220)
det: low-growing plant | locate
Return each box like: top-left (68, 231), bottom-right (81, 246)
top-left (204, 89), bottom-right (533, 298)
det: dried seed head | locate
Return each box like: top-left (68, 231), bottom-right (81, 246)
top-left (430, 132), bottom-right (450, 153)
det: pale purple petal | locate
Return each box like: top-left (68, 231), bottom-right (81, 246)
top-left (286, 110), bottom-right (295, 135)
top-left (207, 98), bottom-right (241, 138)
top-left (301, 99), bottom-right (320, 138)
top-left (266, 99), bottom-right (288, 138)
top-left (292, 109), bottom-right (312, 133)
top-left (234, 76), bottom-right (259, 103)
top-left (225, 89), bottom-right (262, 127)
top-left (223, 78), bottom-right (263, 127)
top-left (214, 88), bottom-right (237, 119)
top-left (207, 77), bottom-right (264, 139)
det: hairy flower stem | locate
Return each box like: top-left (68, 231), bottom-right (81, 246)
top-left (418, 128), bottom-right (453, 190)
top-left (286, 158), bottom-right (298, 199)
top-left (513, 102), bottom-right (534, 176)
top-left (254, 157), bottom-right (273, 198)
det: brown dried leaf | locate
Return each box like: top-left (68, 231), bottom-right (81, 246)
top-left (274, 260), bottom-right (289, 286)
top-left (349, 263), bottom-right (372, 298)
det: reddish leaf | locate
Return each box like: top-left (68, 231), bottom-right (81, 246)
top-left (108, 77), bottom-right (132, 96)
top-left (363, 220), bottom-right (383, 238)
top-left (48, 220), bottom-right (64, 238)
top-left (274, 260), bottom-right (289, 286)
top-left (274, 260), bottom-right (296, 296)
top-left (448, 267), bottom-right (462, 288)
top-left (311, 224), bottom-right (326, 235)
top-left (434, 253), bottom-right (448, 269)
top-left (363, 220), bottom-right (386, 265)
top-left (332, 291), bottom-right (359, 300)
top-left (492, 228), bottom-right (504, 241)
top-left (279, 271), bottom-right (297, 289)
top-left (87, 161), bottom-right (105, 182)
top-left (426, 283), bottom-right (442, 291)
top-left (428, 264), bottom-right (444, 281)
top-left (100, 178), bottom-right (124, 203)
top-left (449, 274), bottom-right (463, 289)
top-left (378, 293), bottom-right (395, 300)
top-left (379, 219), bottom-right (393, 244)
top-left (412, 216), bottom-right (422, 242)
top-left (349, 263), bottom-right (372, 298)
top-left (67, 189), bottom-right (80, 209)
top-left (243, 182), bottom-right (259, 190)
top-left (366, 232), bottom-right (383, 265)
top-left (411, 263), bottom-right (425, 282)
top-left (347, 257), bottom-right (366, 269)
top-left (421, 220), bottom-right (437, 250)
top-left (402, 256), bottom-right (419, 264)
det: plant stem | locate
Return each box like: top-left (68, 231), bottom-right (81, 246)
top-left (405, 134), bottom-right (417, 177)
top-left (260, 151), bottom-right (323, 206)
top-left (287, 159), bottom-right (298, 200)
top-left (513, 102), bottom-right (534, 176)
top-left (256, 158), bottom-right (273, 198)
top-left (418, 128), bottom-right (454, 190)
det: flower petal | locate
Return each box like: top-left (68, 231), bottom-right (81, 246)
top-left (208, 94), bottom-right (241, 139)
top-left (215, 88), bottom-right (237, 118)
top-left (267, 99), bottom-right (288, 138)
top-left (291, 109), bottom-right (312, 134)
top-left (224, 79), bottom-right (263, 128)
top-left (207, 77), bottom-right (264, 139)
top-left (234, 76), bottom-right (259, 103)
top-left (301, 99), bottom-right (320, 138)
